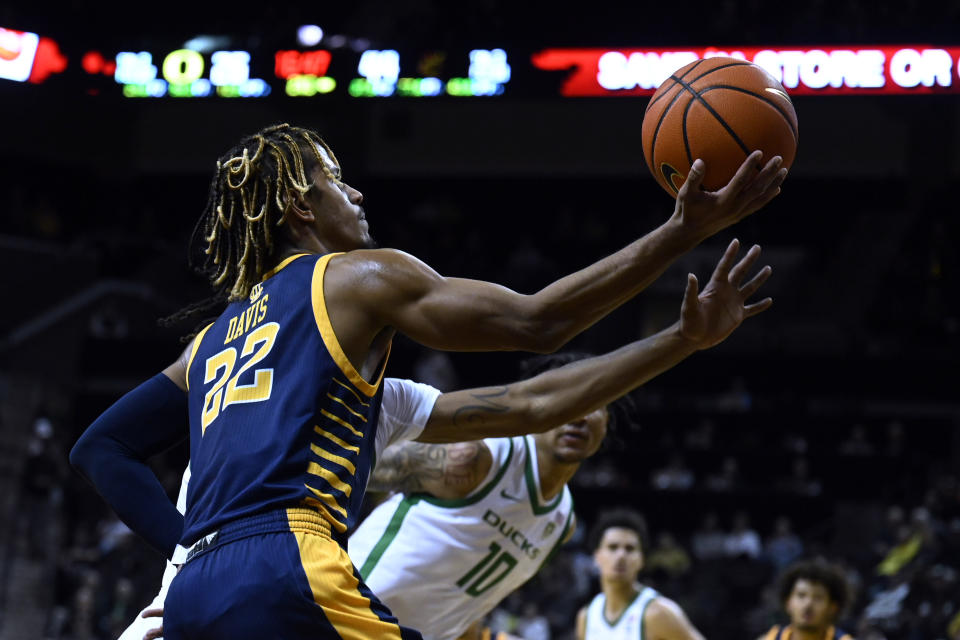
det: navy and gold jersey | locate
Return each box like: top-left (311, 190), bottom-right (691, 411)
top-left (763, 624), bottom-right (853, 640)
top-left (182, 253), bottom-right (389, 546)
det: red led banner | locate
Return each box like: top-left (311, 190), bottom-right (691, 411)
top-left (0, 27), bottom-right (67, 84)
top-left (532, 46), bottom-right (960, 96)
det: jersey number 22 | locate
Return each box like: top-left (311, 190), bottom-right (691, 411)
top-left (201, 322), bottom-right (280, 433)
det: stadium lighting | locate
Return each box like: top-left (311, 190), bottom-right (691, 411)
top-left (297, 25), bottom-right (324, 47)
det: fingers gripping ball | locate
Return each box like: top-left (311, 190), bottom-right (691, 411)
top-left (641, 57), bottom-right (798, 197)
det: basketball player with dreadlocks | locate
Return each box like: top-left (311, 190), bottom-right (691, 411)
top-left (115, 242), bottom-right (770, 640)
top-left (70, 123), bottom-right (785, 639)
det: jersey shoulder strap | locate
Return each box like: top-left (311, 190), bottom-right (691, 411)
top-left (762, 625), bottom-right (783, 640)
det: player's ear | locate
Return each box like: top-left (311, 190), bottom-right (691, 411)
top-left (284, 188), bottom-right (314, 222)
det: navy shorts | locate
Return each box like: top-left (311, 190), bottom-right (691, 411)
top-left (164, 507), bottom-right (422, 640)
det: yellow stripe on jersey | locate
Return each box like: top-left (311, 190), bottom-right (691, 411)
top-left (289, 521), bottom-right (404, 640)
top-left (303, 496), bottom-right (348, 532)
top-left (260, 253), bottom-right (308, 281)
top-left (320, 409), bottom-right (364, 438)
top-left (313, 426), bottom-right (361, 455)
top-left (333, 378), bottom-right (370, 407)
top-left (311, 253), bottom-right (380, 397)
top-left (309, 443), bottom-right (357, 475)
top-left (304, 486), bottom-right (349, 519)
top-left (327, 393), bottom-right (368, 421)
top-left (307, 462), bottom-right (353, 497)
top-left (185, 323), bottom-right (214, 391)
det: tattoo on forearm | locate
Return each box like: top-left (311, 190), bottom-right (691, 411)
top-left (368, 441), bottom-right (483, 494)
top-left (451, 387), bottom-right (510, 427)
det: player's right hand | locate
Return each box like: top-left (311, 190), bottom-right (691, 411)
top-left (672, 151), bottom-right (787, 240)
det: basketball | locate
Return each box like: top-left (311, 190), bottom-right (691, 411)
top-left (641, 56), bottom-right (798, 198)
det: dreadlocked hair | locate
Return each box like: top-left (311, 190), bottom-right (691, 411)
top-left (518, 351), bottom-right (639, 445)
top-left (162, 124), bottom-right (341, 334)
top-left (196, 123), bottom-right (341, 301)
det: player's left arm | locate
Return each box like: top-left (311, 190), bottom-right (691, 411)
top-left (69, 344), bottom-right (192, 558)
top-left (645, 597), bottom-right (707, 640)
top-left (366, 440), bottom-right (493, 500)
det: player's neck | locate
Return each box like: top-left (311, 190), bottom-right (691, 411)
top-left (789, 624), bottom-right (832, 640)
top-left (601, 579), bottom-right (640, 619)
top-left (535, 445), bottom-right (580, 501)
top-left (273, 226), bottom-right (340, 263)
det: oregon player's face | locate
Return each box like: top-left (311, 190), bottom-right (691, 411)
top-left (594, 527), bottom-right (643, 583)
top-left (785, 579), bottom-right (838, 631)
top-left (539, 406), bottom-right (608, 464)
top-left (304, 146), bottom-right (374, 251)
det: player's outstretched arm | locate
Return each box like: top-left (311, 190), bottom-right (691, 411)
top-left (326, 153), bottom-right (784, 356)
top-left (417, 239), bottom-right (771, 444)
top-left (644, 596), bottom-right (707, 640)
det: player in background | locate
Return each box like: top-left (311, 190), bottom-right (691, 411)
top-left (71, 122), bottom-right (785, 640)
top-left (759, 560), bottom-right (854, 640)
top-left (576, 509), bottom-right (706, 640)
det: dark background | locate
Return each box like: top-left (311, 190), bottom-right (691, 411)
top-left (1, 2), bottom-right (958, 639)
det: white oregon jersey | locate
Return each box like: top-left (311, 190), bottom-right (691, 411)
top-left (584, 586), bottom-right (659, 640)
top-left (117, 378), bottom-right (439, 640)
top-left (349, 434), bottom-right (575, 640)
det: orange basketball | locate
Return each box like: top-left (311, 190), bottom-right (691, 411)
top-left (641, 57), bottom-right (798, 198)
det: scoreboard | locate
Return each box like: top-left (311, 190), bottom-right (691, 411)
top-left (3, 25), bottom-right (960, 99)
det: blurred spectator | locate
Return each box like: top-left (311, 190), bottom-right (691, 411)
top-left (575, 456), bottom-right (627, 488)
top-left (704, 456), bottom-right (742, 493)
top-left (691, 512), bottom-right (727, 562)
top-left (683, 418), bottom-right (715, 451)
top-left (883, 420), bottom-right (905, 457)
top-left (650, 453), bottom-right (695, 491)
top-left (19, 416), bottom-right (68, 558)
top-left (780, 430), bottom-right (808, 455)
top-left (862, 578), bottom-right (911, 633)
top-left (876, 524), bottom-right (923, 577)
top-left (777, 457), bottom-right (823, 497)
top-left (872, 505), bottom-right (906, 558)
top-left (949, 608), bottom-right (960, 640)
top-left (102, 577), bottom-right (138, 639)
top-left (70, 570), bottom-right (101, 640)
top-left (724, 511), bottom-right (762, 560)
top-left (411, 349), bottom-right (460, 391)
top-left (715, 375), bottom-right (752, 412)
top-left (514, 602), bottom-right (550, 640)
top-left (97, 517), bottom-right (134, 556)
top-left (839, 424), bottom-right (875, 456)
top-left (645, 531), bottom-right (692, 579)
top-left (765, 516), bottom-right (804, 571)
